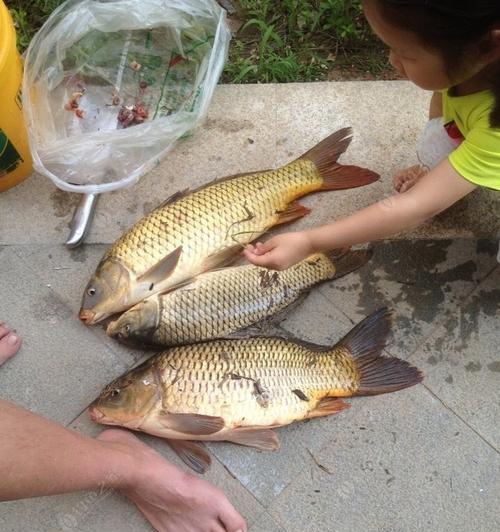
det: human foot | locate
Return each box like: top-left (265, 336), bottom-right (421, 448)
top-left (0, 323), bottom-right (22, 366)
top-left (97, 429), bottom-right (246, 532)
top-left (393, 164), bottom-right (428, 193)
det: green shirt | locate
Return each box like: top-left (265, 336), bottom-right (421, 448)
top-left (443, 89), bottom-right (500, 190)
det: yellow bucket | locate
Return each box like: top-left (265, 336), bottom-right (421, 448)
top-left (0, 0), bottom-right (32, 192)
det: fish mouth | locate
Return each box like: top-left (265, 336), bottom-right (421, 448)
top-left (88, 404), bottom-right (119, 426)
top-left (106, 320), bottom-right (121, 338)
top-left (79, 309), bottom-right (96, 324)
top-left (88, 404), bottom-right (105, 422)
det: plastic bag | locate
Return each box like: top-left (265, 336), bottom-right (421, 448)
top-left (23, 0), bottom-right (231, 194)
top-left (416, 117), bottom-right (458, 171)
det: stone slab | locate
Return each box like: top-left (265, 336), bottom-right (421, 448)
top-left (0, 247), bottom-right (133, 423)
top-left (318, 239), bottom-right (499, 360)
top-left (1, 82), bottom-right (497, 246)
top-left (267, 385), bottom-right (499, 532)
top-left (410, 266), bottom-right (500, 447)
top-left (10, 244), bottom-right (150, 364)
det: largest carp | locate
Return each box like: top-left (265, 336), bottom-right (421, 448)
top-left (90, 308), bottom-right (423, 473)
top-left (80, 127), bottom-right (379, 324)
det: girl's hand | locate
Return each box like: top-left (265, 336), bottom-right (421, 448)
top-left (244, 231), bottom-right (314, 270)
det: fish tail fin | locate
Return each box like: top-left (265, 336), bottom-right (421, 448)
top-left (300, 127), bottom-right (380, 190)
top-left (324, 248), bottom-right (373, 280)
top-left (334, 308), bottom-right (423, 395)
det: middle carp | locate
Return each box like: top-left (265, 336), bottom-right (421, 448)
top-left (90, 308), bottom-right (423, 473)
top-left (80, 127), bottom-right (379, 324)
top-left (106, 249), bottom-right (372, 347)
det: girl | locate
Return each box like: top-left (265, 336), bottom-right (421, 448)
top-left (245, 0), bottom-right (500, 269)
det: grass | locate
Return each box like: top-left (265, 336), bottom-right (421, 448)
top-left (6, 0), bottom-right (395, 83)
top-left (223, 0), bottom-right (392, 83)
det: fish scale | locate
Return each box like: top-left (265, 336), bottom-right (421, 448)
top-left (81, 128), bottom-right (380, 324)
top-left (108, 160), bottom-right (321, 276)
top-left (153, 338), bottom-right (357, 427)
top-left (92, 309), bottom-right (423, 473)
top-left (108, 252), bottom-right (348, 346)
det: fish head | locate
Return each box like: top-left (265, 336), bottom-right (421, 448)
top-left (89, 363), bottom-right (161, 428)
top-left (106, 297), bottom-right (160, 344)
top-left (80, 259), bottom-right (132, 324)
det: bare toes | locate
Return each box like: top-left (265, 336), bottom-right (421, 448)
top-left (0, 330), bottom-right (22, 366)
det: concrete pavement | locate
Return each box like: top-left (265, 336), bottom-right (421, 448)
top-left (0, 81), bottom-right (498, 532)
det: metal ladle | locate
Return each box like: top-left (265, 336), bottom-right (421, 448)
top-left (65, 193), bottom-right (99, 248)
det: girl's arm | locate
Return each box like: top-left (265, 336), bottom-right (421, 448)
top-left (244, 159), bottom-right (476, 270)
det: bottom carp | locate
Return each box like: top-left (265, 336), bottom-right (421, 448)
top-left (90, 308), bottom-right (423, 473)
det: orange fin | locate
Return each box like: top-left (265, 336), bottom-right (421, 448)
top-left (334, 307), bottom-right (423, 395)
top-left (327, 248), bottom-right (373, 280)
top-left (225, 426), bottom-right (280, 451)
top-left (201, 244), bottom-right (243, 272)
top-left (307, 398), bottom-right (351, 420)
top-left (275, 201), bottom-right (311, 225)
top-left (137, 246), bottom-right (182, 286)
top-left (166, 439), bottom-right (211, 474)
top-left (158, 412), bottom-right (224, 435)
top-left (299, 127), bottom-right (380, 190)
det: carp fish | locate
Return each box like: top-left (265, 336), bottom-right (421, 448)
top-left (80, 128), bottom-right (379, 324)
top-left (106, 249), bottom-right (372, 347)
top-left (90, 308), bottom-right (423, 473)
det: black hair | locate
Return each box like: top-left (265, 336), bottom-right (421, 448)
top-left (367, 0), bottom-right (500, 126)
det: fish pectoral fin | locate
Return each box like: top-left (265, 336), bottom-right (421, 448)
top-left (200, 245), bottom-right (242, 272)
top-left (158, 412), bottom-right (225, 435)
top-left (224, 426), bottom-right (280, 451)
top-left (166, 439), bottom-right (211, 474)
top-left (137, 246), bottom-right (183, 286)
top-left (307, 398), bottom-right (351, 420)
top-left (275, 201), bottom-right (311, 225)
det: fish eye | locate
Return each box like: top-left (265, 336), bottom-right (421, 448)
top-left (87, 287), bottom-right (96, 297)
top-left (110, 388), bottom-right (120, 397)
top-left (124, 324), bottom-right (131, 333)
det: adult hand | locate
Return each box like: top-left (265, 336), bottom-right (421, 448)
top-left (99, 429), bottom-right (246, 532)
top-left (244, 231), bottom-right (314, 270)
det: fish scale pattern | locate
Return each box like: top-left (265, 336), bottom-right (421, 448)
top-left (153, 338), bottom-right (358, 428)
top-left (105, 159), bottom-right (321, 279)
top-left (151, 253), bottom-right (338, 345)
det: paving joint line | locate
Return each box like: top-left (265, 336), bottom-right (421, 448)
top-left (423, 383), bottom-right (499, 454)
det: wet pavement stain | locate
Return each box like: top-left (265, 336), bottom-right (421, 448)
top-left (50, 188), bottom-right (80, 218)
top-left (32, 292), bottom-right (72, 322)
top-left (205, 118), bottom-right (254, 133)
top-left (486, 361), bottom-right (500, 372)
top-left (475, 240), bottom-right (497, 257)
top-left (127, 203), bottom-right (138, 215)
top-left (69, 246), bottom-right (88, 263)
top-left (464, 361), bottom-right (482, 373)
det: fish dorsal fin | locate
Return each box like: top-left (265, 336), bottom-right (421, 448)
top-left (225, 426), bottom-right (280, 451)
top-left (166, 439), bottom-right (211, 474)
top-left (153, 189), bottom-right (190, 211)
top-left (137, 246), bottom-right (183, 286)
top-left (158, 412), bottom-right (225, 435)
